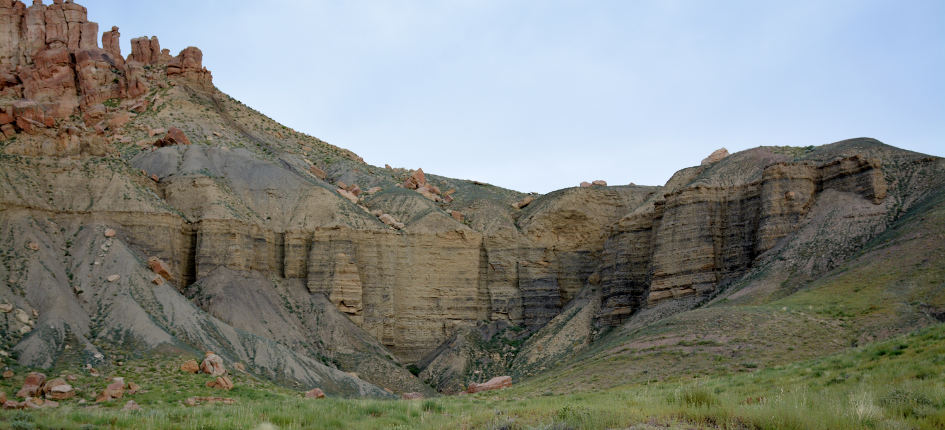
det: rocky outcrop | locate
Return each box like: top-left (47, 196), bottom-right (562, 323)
top-left (15, 372), bottom-right (45, 398)
top-left (701, 148), bottom-right (730, 165)
top-left (305, 388), bottom-right (325, 399)
top-left (42, 378), bottom-right (74, 400)
top-left (166, 46), bottom-right (211, 82)
top-left (598, 152), bottom-right (891, 324)
top-left (200, 352), bottom-right (226, 376)
top-left (0, 0), bottom-right (211, 146)
top-left (466, 375), bottom-right (511, 393)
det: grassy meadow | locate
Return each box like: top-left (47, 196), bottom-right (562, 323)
top-left (1, 323), bottom-right (943, 429)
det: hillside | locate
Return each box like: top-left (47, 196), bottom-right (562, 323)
top-left (0, 1), bottom-right (943, 423)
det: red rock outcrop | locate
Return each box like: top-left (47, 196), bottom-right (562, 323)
top-left (304, 388), bottom-right (325, 399)
top-left (15, 372), bottom-right (45, 398)
top-left (0, 0), bottom-right (211, 146)
top-left (96, 378), bottom-right (125, 402)
top-left (466, 376), bottom-right (511, 393)
top-left (205, 375), bottom-right (233, 390)
top-left (166, 46), bottom-right (211, 82)
top-left (403, 168), bottom-right (426, 189)
top-left (153, 127), bottom-right (191, 147)
top-left (200, 351), bottom-right (226, 376)
top-left (101, 25), bottom-right (120, 59)
top-left (42, 378), bottom-right (74, 400)
top-left (148, 256), bottom-right (173, 281)
top-left (129, 35), bottom-right (161, 64)
top-left (701, 148), bottom-right (730, 165)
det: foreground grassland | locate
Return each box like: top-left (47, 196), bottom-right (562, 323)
top-left (1, 324), bottom-right (943, 430)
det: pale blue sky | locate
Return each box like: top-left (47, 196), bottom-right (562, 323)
top-left (84, 0), bottom-right (944, 193)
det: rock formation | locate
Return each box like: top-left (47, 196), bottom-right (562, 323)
top-left (0, 0), bottom-right (212, 147)
top-left (0, 0), bottom-right (942, 401)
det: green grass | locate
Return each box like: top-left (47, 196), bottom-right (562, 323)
top-left (2, 324), bottom-right (943, 429)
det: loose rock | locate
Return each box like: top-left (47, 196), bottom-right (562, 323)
top-left (304, 388), bottom-right (325, 399)
top-left (200, 351), bottom-right (226, 376)
top-left (205, 375), bottom-right (234, 390)
top-left (180, 359), bottom-right (199, 374)
top-left (147, 256), bottom-right (173, 280)
top-left (43, 378), bottom-right (74, 400)
top-left (16, 372), bottom-right (46, 398)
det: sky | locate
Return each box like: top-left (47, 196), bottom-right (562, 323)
top-left (82, 0), bottom-right (944, 193)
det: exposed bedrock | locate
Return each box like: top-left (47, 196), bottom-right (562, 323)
top-left (598, 153), bottom-right (890, 325)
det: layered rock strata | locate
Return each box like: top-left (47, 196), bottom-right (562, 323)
top-left (598, 154), bottom-right (889, 325)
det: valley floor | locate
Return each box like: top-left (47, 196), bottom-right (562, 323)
top-left (2, 323), bottom-right (943, 430)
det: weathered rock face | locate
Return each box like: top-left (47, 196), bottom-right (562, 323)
top-left (166, 46), bottom-right (211, 82)
top-left (0, 0), bottom-right (212, 145)
top-left (598, 150), bottom-right (892, 325)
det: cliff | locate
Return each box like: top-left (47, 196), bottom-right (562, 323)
top-left (1, 0), bottom-right (943, 397)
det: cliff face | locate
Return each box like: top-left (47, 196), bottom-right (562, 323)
top-left (1, 1), bottom-right (943, 398)
top-left (597, 150), bottom-right (890, 325)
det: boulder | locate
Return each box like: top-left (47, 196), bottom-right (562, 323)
top-left (126, 381), bottom-right (140, 395)
top-left (154, 127), bottom-right (191, 147)
top-left (592, 180), bottom-right (607, 186)
top-left (27, 241), bottom-right (39, 250)
top-left (309, 165), bottom-right (327, 180)
top-left (512, 196), bottom-right (535, 209)
top-left (337, 188), bottom-right (359, 204)
top-left (401, 392), bottom-right (423, 400)
top-left (180, 359), bottom-right (199, 374)
top-left (200, 352), bottom-right (226, 376)
top-left (96, 378), bottom-right (125, 402)
top-left (42, 378), bottom-right (74, 400)
top-left (1, 370), bottom-right (13, 378)
top-left (122, 400), bottom-right (141, 411)
top-left (403, 168), bottom-right (426, 189)
top-left (701, 147), bottom-right (730, 165)
top-left (346, 184), bottom-right (361, 196)
top-left (147, 256), bottom-right (172, 280)
top-left (304, 388), bottom-right (325, 399)
top-left (466, 376), bottom-right (512, 394)
top-left (580, 181), bottom-right (592, 188)
top-left (16, 372), bottom-right (46, 398)
top-left (415, 186), bottom-right (441, 202)
top-left (103, 228), bottom-right (116, 238)
top-left (378, 214), bottom-right (405, 230)
top-left (205, 375), bottom-right (233, 390)
top-left (13, 308), bottom-right (29, 323)
top-left (106, 274), bottom-right (120, 282)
